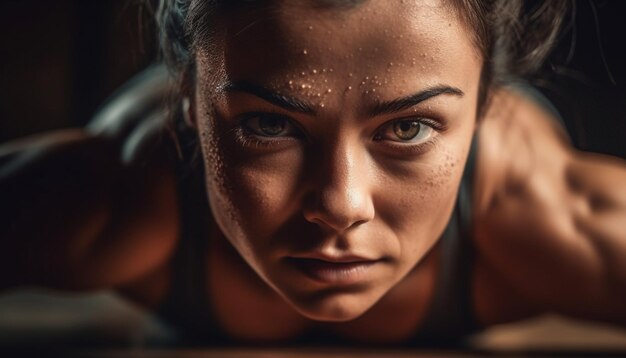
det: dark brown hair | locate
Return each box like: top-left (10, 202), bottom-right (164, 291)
top-left (155, 0), bottom-right (568, 116)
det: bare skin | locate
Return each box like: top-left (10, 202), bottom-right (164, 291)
top-left (1, 0), bottom-right (625, 345)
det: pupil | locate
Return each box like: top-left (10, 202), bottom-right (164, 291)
top-left (393, 120), bottom-right (420, 140)
top-left (259, 116), bottom-right (285, 135)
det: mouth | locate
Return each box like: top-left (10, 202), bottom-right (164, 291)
top-left (285, 256), bottom-right (383, 285)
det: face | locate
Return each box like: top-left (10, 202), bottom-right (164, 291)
top-left (193, 0), bottom-right (482, 321)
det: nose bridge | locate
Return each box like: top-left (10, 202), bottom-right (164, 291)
top-left (304, 135), bottom-right (375, 231)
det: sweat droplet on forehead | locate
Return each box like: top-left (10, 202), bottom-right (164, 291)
top-left (206, 0), bottom-right (480, 117)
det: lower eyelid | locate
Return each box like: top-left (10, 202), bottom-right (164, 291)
top-left (379, 137), bottom-right (439, 156)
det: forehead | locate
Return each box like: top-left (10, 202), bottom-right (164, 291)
top-left (199, 0), bottom-right (480, 98)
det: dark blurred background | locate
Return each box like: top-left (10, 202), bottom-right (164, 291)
top-left (0, 0), bottom-right (624, 156)
top-left (0, 0), bottom-right (156, 142)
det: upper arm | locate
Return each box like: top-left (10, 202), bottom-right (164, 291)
top-left (0, 128), bottom-right (179, 291)
top-left (472, 87), bottom-right (626, 325)
top-left (565, 151), bottom-right (626, 304)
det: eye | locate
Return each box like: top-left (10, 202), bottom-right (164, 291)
top-left (375, 118), bottom-right (435, 143)
top-left (241, 113), bottom-right (301, 138)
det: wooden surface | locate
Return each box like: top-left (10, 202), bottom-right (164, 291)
top-left (65, 347), bottom-right (626, 358)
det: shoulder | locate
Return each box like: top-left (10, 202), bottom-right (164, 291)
top-left (473, 83), bottom-right (572, 217)
top-left (471, 84), bottom-right (626, 325)
top-left (470, 84), bottom-right (574, 325)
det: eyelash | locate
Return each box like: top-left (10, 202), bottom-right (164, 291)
top-left (231, 112), bottom-right (300, 148)
top-left (232, 112), bottom-right (446, 154)
top-left (373, 118), bottom-right (446, 155)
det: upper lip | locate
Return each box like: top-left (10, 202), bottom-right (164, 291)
top-left (287, 253), bottom-right (379, 263)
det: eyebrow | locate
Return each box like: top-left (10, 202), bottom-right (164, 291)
top-left (369, 86), bottom-right (464, 116)
top-left (224, 81), bottom-right (316, 114)
top-left (224, 81), bottom-right (464, 116)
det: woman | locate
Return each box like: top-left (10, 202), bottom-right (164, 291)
top-left (1, 0), bottom-right (625, 347)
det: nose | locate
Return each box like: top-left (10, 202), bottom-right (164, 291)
top-left (302, 139), bottom-right (375, 233)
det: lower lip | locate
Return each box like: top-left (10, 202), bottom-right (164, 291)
top-left (287, 258), bottom-right (380, 285)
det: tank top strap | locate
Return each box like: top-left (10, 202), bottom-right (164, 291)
top-left (155, 119), bottom-right (230, 345)
top-left (413, 133), bottom-right (480, 346)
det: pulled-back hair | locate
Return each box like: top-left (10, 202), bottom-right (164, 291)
top-left (155, 0), bottom-right (568, 116)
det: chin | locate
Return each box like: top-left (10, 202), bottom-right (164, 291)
top-left (287, 290), bottom-right (378, 322)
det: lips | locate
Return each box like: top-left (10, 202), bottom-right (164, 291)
top-left (285, 256), bottom-right (382, 285)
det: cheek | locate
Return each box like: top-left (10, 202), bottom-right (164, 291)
top-left (374, 147), bottom-right (465, 259)
top-left (196, 104), bottom-right (305, 250)
top-left (223, 150), bottom-right (306, 237)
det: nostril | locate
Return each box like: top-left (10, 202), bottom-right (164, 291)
top-left (303, 208), bottom-right (371, 233)
top-left (349, 219), bottom-right (368, 229)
